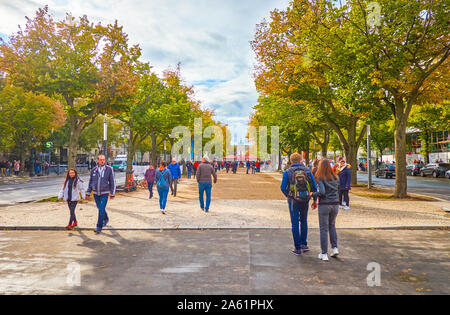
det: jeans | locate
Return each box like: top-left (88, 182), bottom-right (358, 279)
top-left (288, 199), bottom-right (309, 250)
top-left (339, 190), bottom-right (350, 206)
top-left (318, 204), bottom-right (339, 254)
top-left (198, 182), bottom-right (212, 211)
top-left (67, 201), bottom-right (78, 225)
top-left (94, 195), bottom-right (109, 230)
top-left (170, 178), bottom-right (178, 196)
top-left (147, 181), bottom-right (154, 198)
top-left (157, 187), bottom-right (169, 210)
top-left (246, 167), bottom-right (250, 174)
top-left (187, 169), bottom-right (192, 179)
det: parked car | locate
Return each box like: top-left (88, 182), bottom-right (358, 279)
top-left (446, 170), bottom-right (450, 179)
top-left (406, 164), bottom-right (423, 176)
top-left (420, 163), bottom-right (450, 178)
top-left (375, 164), bottom-right (396, 179)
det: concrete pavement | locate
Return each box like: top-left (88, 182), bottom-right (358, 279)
top-left (0, 229), bottom-right (448, 295)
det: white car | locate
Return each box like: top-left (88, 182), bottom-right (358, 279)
top-left (446, 170), bottom-right (450, 179)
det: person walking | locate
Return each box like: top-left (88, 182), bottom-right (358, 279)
top-left (58, 168), bottom-right (85, 230)
top-left (155, 161), bottom-right (172, 214)
top-left (193, 161), bottom-right (199, 177)
top-left (246, 160), bottom-right (250, 174)
top-left (311, 159), bottom-right (319, 177)
top-left (186, 160), bottom-right (193, 179)
top-left (196, 156), bottom-right (217, 212)
top-left (168, 158), bottom-right (181, 197)
top-left (14, 160), bottom-right (20, 176)
top-left (231, 161), bottom-right (238, 174)
top-left (338, 159), bottom-right (352, 210)
top-left (144, 164), bottom-right (156, 199)
top-left (86, 155), bottom-right (116, 234)
top-left (311, 159), bottom-right (340, 261)
top-left (280, 153), bottom-right (318, 256)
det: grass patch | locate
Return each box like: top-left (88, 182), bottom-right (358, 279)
top-left (351, 186), bottom-right (439, 202)
top-left (38, 196), bottom-right (59, 202)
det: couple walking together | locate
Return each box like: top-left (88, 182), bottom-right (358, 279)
top-left (281, 153), bottom-right (342, 261)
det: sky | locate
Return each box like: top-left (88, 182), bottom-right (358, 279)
top-left (0, 0), bottom-right (291, 143)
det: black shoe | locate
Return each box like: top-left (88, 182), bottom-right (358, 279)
top-left (291, 249), bottom-right (302, 256)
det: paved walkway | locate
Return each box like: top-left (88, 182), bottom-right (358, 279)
top-left (0, 229), bottom-right (448, 295)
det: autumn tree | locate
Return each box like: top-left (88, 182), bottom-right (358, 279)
top-left (0, 85), bottom-right (65, 163)
top-left (345, 0), bottom-right (449, 197)
top-left (0, 7), bottom-right (142, 169)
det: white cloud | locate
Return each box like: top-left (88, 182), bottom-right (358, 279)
top-left (0, 0), bottom-right (291, 140)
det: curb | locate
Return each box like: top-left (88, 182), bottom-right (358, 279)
top-left (0, 226), bottom-right (448, 231)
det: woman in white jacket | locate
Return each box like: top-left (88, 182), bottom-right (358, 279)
top-left (58, 169), bottom-right (86, 229)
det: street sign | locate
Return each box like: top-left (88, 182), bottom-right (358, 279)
top-left (45, 141), bottom-right (53, 149)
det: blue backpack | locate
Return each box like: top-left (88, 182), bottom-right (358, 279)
top-left (157, 169), bottom-right (168, 189)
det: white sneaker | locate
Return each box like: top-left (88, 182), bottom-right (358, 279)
top-left (331, 248), bottom-right (339, 257)
top-left (318, 253), bottom-right (329, 261)
top-left (344, 206), bottom-right (350, 211)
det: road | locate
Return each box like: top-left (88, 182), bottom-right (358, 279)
top-left (357, 173), bottom-right (450, 201)
top-left (0, 172), bottom-right (126, 206)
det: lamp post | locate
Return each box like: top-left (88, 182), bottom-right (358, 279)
top-left (367, 125), bottom-right (372, 189)
top-left (103, 118), bottom-right (108, 163)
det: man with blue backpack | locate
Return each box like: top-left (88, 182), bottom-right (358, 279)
top-left (280, 153), bottom-right (318, 256)
top-left (155, 161), bottom-right (172, 214)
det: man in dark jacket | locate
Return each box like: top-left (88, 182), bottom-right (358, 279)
top-left (196, 156), bottom-right (217, 212)
top-left (338, 160), bottom-right (352, 210)
top-left (280, 153), bottom-right (317, 256)
top-left (86, 155), bottom-right (116, 234)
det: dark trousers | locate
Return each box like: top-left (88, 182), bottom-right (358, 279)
top-left (170, 178), bottom-right (178, 196)
top-left (67, 201), bottom-right (78, 225)
top-left (339, 190), bottom-right (350, 206)
top-left (147, 181), bottom-right (154, 198)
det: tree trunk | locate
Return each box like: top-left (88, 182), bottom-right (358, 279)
top-left (394, 118), bottom-right (408, 198)
top-left (126, 128), bottom-right (136, 186)
top-left (321, 130), bottom-right (329, 158)
top-left (150, 132), bottom-right (158, 167)
top-left (68, 123), bottom-right (83, 170)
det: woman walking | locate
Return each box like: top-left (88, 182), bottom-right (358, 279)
top-left (312, 159), bottom-right (340, 261)
top-left (155, 161), bottom-right (172, 214)
top-left (338, 159), bottom-right (352, 210)
top-left (58, 169), bottom-right (85, 230)
top-left (144, 164), bottom-right (156, 199)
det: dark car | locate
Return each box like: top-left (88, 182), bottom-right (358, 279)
top-left (406, 164), bottom-right (423, 176)
top-left (375, 164), bottom-right (396, 179)
top-left (420, 163), bottom-right (450, 178)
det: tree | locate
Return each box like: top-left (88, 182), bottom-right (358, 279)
top-left (408, 102), bottom-right (450, 163)
top-left (345, 0), bottom-right (449, 197)
top-left (251, 1), bottom-right (374, 183)
top-left (0, 85), bottom-right (65, 163)
top-left (0, 7), bottom-right (142, 169)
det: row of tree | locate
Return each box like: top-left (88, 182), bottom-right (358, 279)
top-left (250, 0), bottom-right (449, 198)
top-left (0, 6), bottom-right (224, 176)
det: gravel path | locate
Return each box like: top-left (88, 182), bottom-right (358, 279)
top-left (0, 170), bottom-right (449, 229)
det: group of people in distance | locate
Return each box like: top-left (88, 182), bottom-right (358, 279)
top-left (281, 153), bottom-right (352, 261)
top-left (58, 154), bottom-right (218, 234)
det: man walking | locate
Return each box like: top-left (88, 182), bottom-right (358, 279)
top-left (196, 156), bottom-right (217, 212)
top-left (86, 155), bottom-right (116, 234)
top-left (186, 160), bottom-right (193, 179)
top-left (280, 153), bottom-right (317, 256)
top-left (168, 158), bottom-right (181, 197)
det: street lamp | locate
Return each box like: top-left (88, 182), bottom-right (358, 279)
top-left (103, 117), bottom-right (108, 163)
